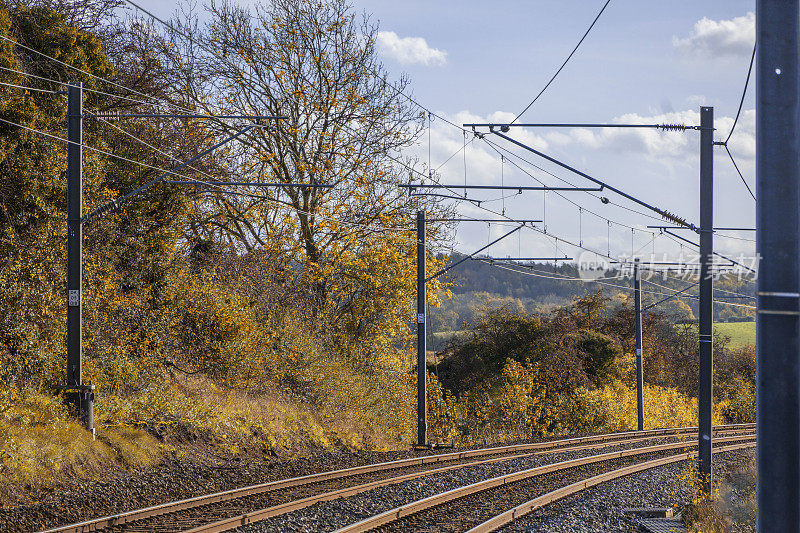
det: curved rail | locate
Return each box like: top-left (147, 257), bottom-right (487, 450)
top-left (40, 423), bottom-right (753, 533)
top-left (333, 434), bottom-right (755, 533)
top-left (465, 440), bottom-right (756, 533)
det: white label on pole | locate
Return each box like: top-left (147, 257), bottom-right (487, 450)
top-left (417, 313), bottom-right (425, 324)
top-left (68, 290), bottom-right (80, 307)
top-left (636, 349), bottom-right (642, 356)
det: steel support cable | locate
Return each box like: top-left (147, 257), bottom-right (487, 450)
top-left (490, 128), bottom-right (693, 228)
top-left (0, 34), bottom-right (178, 111)
top-left (479, 128), bottom-right (755, 245)
top-left (0, 65), bottom-right (166, 107)
top-left (124, 0), bottom-right (468, 136)
top-left (720, 43), bottom-right (757, 201)
top-left (84, 124), bottom-right (260, 222)
top-left (103, 9), bottom-right (474, 211)
top-left (0, 65), bottom-right (68, 86)
top-left (498, 262), bottom-right (621, 282)
top-left (643, 282), bottom-right (700, 311)
top-left (430, 187), bottom-right (712, 287)
top-left (511, 0), bottom-right (613, 124)
top-left (0, 115), bottom-right (417, 238)
top-left (483, 135), bottom-right (705, 257)
top-left (642, 278), bottom-right (756, 301)
top-left (435, 133), bottom-right (476, 172)
top-left (424, 224), bottom-right (524, 282)
top-left (0, 14), bottom-right (462, 256)
top-left (93, 114), bottom-right (363, 221)
top-left (418, 131), bottom-right (664, 257)
top-left (118, 0), bottom-right (713, 263)
top-left (124, 0), bottom-right (469, 151)
top-left (490, 141), bottom-right (658, 237)
top-left (482, 135), bottom-right (680, 227)
top-left (0, 80), bottom-right (62, 94)
top-left (411, 166), bottom-right (637, 266)
top-left (485, 261), bottom-right (755, 309)
top-left (483, 261), bottom-right (694, 301)
top-left (661, 229), bottom-right (755, 273)
top-left (713, 230), bottom-right (756, 243)
top-left (644, 276), bottom-right (755, 301)
top-left (725, 144), bottom-right (756, 201)
top-left (125, 0), bottom-right (714, 262)
top-left (0, 25), bottom-right (446, 213)
top-left (122, 0), bottom-right (646, 242)
top-left (175, 178), bottom-right (417, 236)
top-left (0, 34), bottom-right (426, 235)
top-left (726, 43), bottom-right (757, 145)
top-left (516, 263), bottom-right (742, 304)
top-left (122, 0), bottom-right (678, 244)
top-left (489, 133), bottom-right (754, 242)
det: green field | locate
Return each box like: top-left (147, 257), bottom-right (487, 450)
top-left (714, 321), bottom-right (756, 348)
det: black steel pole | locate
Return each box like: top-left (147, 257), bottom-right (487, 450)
top-left (698, 106), bottom-right (714, 494)
top-left (756, 2), bottom-right (800, 530)
top-left (66, 82), bottom-right (94, 433)
top-left (416, 210), bottom-right (427, 447)
top-left (634, 258), bottom-right (644, 431)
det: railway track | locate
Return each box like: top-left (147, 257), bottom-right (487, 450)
top-left (336, 437), bottom-right (755, 533)
top-left (42, 424), bottom-right (753, 533)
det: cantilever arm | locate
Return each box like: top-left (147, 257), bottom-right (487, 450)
top-left (489, 128), bottom-right (694, 229)
top-left (82, 124), bottom-right (256, 223)
top-left (425, 224), bottom-right (524, 282)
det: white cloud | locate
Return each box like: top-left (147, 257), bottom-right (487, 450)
top-left (376, 31), bottom-right (447, 66)
top-left (686, 95), bottom-right (707, 106)
top-left (673, 12), bottom-right (754, 58)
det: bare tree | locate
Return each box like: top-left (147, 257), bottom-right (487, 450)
top-left (155, 0), bottom-right (453, 340)
top-left (165, 0), bottom-right (449, 251)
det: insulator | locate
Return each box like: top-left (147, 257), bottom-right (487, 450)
top-left (658, 123), bottom-right (688, 132)
top-left (660, 209), bottom-right (690, 227)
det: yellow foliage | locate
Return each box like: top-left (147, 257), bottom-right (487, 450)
top-left (569, 380), bottom-right (724, 433)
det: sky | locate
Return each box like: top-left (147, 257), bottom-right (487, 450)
top-left (129, 0), bottom-right (758, 267)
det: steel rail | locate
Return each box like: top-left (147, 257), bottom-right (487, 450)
top-left (40, 424), bottom-right (753, 533)
top-left (333, 434), bottom-right (756, 533)
top-left (466, 441), bottom-right (756, 533)
top-left (184, 430), bottom-right (754, 533)
top-left (182, 451), bottom-right (540, 533)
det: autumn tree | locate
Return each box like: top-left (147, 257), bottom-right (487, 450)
top-left (159, 0), bottom-right (451, 351)
top-left (0, 3), bottom-right (206, 392)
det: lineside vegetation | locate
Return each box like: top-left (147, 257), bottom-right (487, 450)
top-left (0, 0), bottom-right (756, 507)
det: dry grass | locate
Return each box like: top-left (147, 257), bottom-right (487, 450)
top-left (681, 456), bottom-right (756, 533)
top-left (0, 393), bottom-right (161, 504)
top-left (0, 371), bottom-right (413, 505)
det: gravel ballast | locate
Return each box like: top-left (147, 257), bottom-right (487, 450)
top-left (500, 448), bottom-right (754, 533)
top-left (237, 436), bottom-right (705, 533)
top-left (0, 430), bottom-right (662, 532)
top-left (0, 444), bottom-right (456, 533)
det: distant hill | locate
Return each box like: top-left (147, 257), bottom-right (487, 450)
top-left (427, 253), bottom-right (755, 343)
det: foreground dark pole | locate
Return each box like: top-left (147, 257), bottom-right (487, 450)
top-left (66, 82), bottom-right (94, 433)
top-left (634, 258), bottom-right (644, 431)
top-left (416, 210), bottom-right (427, 447)
top-left (698, 106), bottom-right (713, 493)
top-left (757, 2), bottom-right (800, 530)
